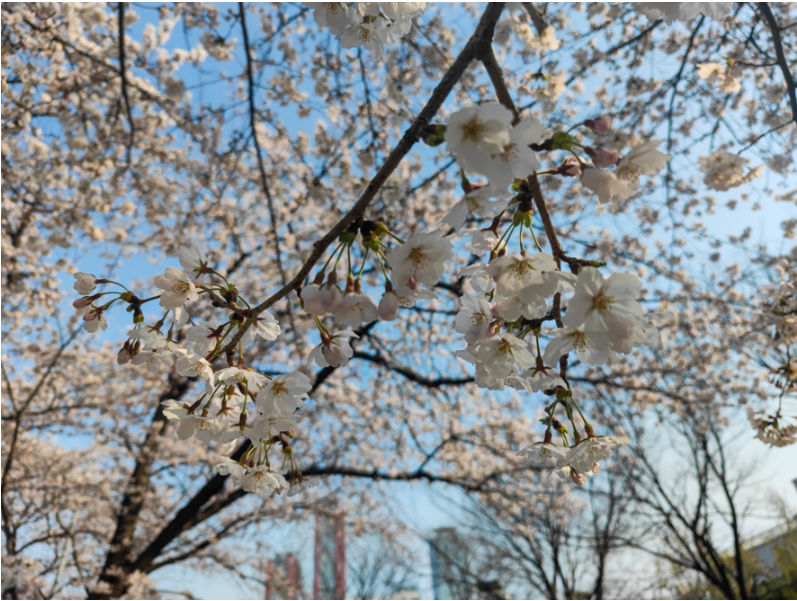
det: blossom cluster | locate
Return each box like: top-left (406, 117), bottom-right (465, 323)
top-left (310, 2), bottom-right (427, 60)
top-left (72, 245), bottom-right (317, 496)
top-left (698, 149), bottom-right (762, 191)
top-left (519, 432), bottom-right (631, 487)
top-left (444, 103), bottom-right (671, 207)
top-left (632, 2), bottom-right (734, 24)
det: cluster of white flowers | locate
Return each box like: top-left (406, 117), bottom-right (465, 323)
top-left (580, 135), bottom-right (671, 204)
top-left (632, 2), bottom-right (733, 24)
top-left (310, 2), bottom-right (426, 60)
top-left (698, 61), bottom-right (742, 94)
top-left (519, 434), bottom-right (631, 486)
top-left (453, 262), bottom-right (657, 392)
top-left (446, 103), bottom-right (543, 192)
top-left (698, 149), bottom-right (762, 191)
top-left (72, 244), bottom-right (319, 496)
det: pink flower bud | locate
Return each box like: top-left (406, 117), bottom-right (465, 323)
top-left (583, 116), bottom-right (612, 135)
top-left (559, 156), bottom-right (582, 177)
top-left (377, 291), bottom-right (399, 321)
top-left (584, 146), bottom-right (620, 168)
top-left (72, 296), bottom-right (94, 309)
top-left (117, 348), bottom-right (133, 365)
top-left (570, 470), bottom-right (586, 487)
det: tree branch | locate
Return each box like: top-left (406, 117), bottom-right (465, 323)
top-left (220, 2), bottom-right (507, 357)
top-left (758, 2), bottom-right (797, 124)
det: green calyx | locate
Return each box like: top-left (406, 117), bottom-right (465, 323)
top-left (423, 124), bottom-right (446, 147)
top-left (551, 131), bottom-right (577, 151)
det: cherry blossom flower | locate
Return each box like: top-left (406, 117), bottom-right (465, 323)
top-left (340, 21), bottom-right (387, 60)
top-left (474, 333), bottom-right (535, 378)
top-left (388, 231), bottom-right (453, 288)
top-left (242, 465), bottom-right (288, 497)
top-left (334, 292), bottom-right (378, 327)
top-left (175, 415), bottom-right (221, 442)
top-left (518, 441), bottom-right (569, 468)
top-left (446, 103), bottom-right (512, 173)
top-left (177, 243), bottom-right (207, 275)
top-left (311, 2), bottom-right (355, 36)
top-left (487, 252), bottom-right (557, 297)
top-left (395, 278), bottom-right (437, 308)
top-left (131, 350), bottom-right (174, 373)
top-left (493, 294), bottom-right (547, 322)
top-left (255, 372), bottom-right (311, 414)
top-left (441, 185), bottom-right (509, 231)
top-left (580, 167), bottom-right (630, 204)
top-left (248, 311), bottom-right (281, 342)
top-left (454, 295), bottom-right (494, 344)
top-left (215, 366), bottom-right (268, 388)
top-left (563, 267), bottom-right (644, 344)
top-left (253, 411), bottom-right (297, 439)
top-left (175, 353), bottom-right (215, 389)
top-left (82, 308), bottom-right (108, 333)
top-left (543, 326), bottom-right (613, 366)
top-left (520, 362), bottom-right (566, 392)
top-left (614, 139), bottom-right (670, 194)
top-left (73, 272), bottom-right (97, 295)
top-left (482, 117), bottom-right (544, 189)
top-left (460, 264), bottom-right (495, 295)
top-left (287, 476), bottom-right (319, 497)
top-left (558, 436), bottom-right (631, 473)
top-left (698, 149), bottom-right (761, 191)
top-left (309, 329), bottom-right (358, 367)
top-left (698, 62), bottom-right (742, 93)
top-left (214, 457), bottom-right (246, 485)
top-left (377, 290), bottom-right (399, 321)
top-left (467, 230), bottom-right (500, 257)
top-left (153, 267), bottom-right (199, 310)
top-left (302, 283), bottom-right (343, 316)
top-left (185, 321), bottom-right (225, 353)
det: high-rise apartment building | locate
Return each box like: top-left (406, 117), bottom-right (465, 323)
top-left (313, 510), bottom-right (346, 600)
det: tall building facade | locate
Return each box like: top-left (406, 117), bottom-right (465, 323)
top-left (314, 510), bottom-right (346, 600)
top-left (428, 527), bottom-right (467, 600)
top-left (265, 553), bottom-right (303, 600)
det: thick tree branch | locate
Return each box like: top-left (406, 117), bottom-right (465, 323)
top-left (90, 373), bottom-right (192, 599)
top-left (758, 2), bottom-right (797, 124)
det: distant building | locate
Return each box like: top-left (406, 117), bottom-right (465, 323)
top-left (744, 515), bottom-right (797, 599)
top-left (266, 553), bottom-right (303, 600)
top-left (314, 510), bottom-right (346, 600)
top-left (428, 527), bottom-right (467, 600)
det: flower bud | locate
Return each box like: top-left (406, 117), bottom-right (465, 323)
top-left (570, 470), bottom-right (587, 487)
top-left (583, 146), bottom-right (620, 168)
top-left (378, 291), bottom-right (399, 321)
top-left (373, 221), bottom-right (390, 237)
top-left (559, 156), bottom-right (582, 177)
top-left (583, 116), bottom-right (612, 135)
top-left (72, 296), bottom-right (94, 309)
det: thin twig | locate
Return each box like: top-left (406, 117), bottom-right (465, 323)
top-left (117, 2), bottom-right (134, 166)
